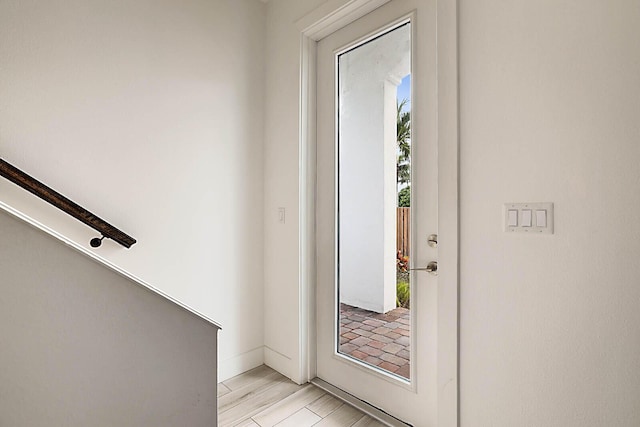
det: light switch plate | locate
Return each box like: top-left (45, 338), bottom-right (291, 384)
top-left (504, 202), bottom-right (554, 234)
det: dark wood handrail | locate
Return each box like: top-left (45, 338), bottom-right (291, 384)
top-left (0, 158), bottom-right (136, 248)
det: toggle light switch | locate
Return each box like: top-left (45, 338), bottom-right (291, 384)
top-left (507, 210), bottom-right (518, 227)
top-left (535, 210), bottom-right (547, 227)
top-left (522, 210), bottom-right (532, 227)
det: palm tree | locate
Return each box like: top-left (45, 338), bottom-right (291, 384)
top-left (397, 99), bottom-right (411, 196)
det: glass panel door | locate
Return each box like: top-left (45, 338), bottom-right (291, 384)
top-left (313, 2), bottom-right (453, 423)
top-left (336, 23), bottom-right (412, 381)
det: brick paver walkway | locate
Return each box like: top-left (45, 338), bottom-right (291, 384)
top-left (339, 303), bottom-right (411, 380)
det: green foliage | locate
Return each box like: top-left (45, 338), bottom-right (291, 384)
top-left (398, 186), bottom-right (410, 207)
top-left (397, 99), bottom-right (411, 187)
top-left (396, 280), bottom-right (410, 308)
top-left (396, 99), bottom-right (412, 309)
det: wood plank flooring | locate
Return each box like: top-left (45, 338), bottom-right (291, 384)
top-left (218, 365), bottom-right (386, 427)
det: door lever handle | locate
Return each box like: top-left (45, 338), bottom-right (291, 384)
top-left (410, 261), bottom-right (438, 276)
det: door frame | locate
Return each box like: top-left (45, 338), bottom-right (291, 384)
top-left (296, 1), bottom-right (459, 425)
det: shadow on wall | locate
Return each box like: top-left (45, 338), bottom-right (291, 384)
top-left (0, 208), bottom-right (219, 427)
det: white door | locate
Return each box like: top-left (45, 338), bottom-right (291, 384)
top-left (314, 1), bottom-right (457, 426)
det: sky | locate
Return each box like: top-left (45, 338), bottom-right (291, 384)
top-left (397, 74), bottom-right (411, 112)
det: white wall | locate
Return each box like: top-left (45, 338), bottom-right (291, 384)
top-left (459, 0), bottom-right (640, 425)
top-left (264, 0), bottom-right (640, 424)
top-left (262, 0), bottom-right (325, 381)
top-left (0, 0), bottom-right (266, 381)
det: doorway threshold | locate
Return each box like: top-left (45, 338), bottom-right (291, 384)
top-left (310, 377), bottom-right (412, 426)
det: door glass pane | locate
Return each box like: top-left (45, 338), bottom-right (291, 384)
top-left (337, 23), bottom-right (412, 381)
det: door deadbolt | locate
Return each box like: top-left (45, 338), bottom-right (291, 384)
top-left (410, 261), bottom-right (438, 276)
top-left (427, 234), bottom-right (438, 248)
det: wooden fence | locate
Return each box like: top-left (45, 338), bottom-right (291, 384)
top-left (397, 207), bottom-right (411, 257)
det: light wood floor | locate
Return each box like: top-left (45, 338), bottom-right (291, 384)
top-left (218, 365), bottom-right (386, 427)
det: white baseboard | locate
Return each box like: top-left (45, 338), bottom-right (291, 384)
top-left (264, 346), bottom-right (298, 383)
top-left (218, 346), bottom-right (265, 382)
